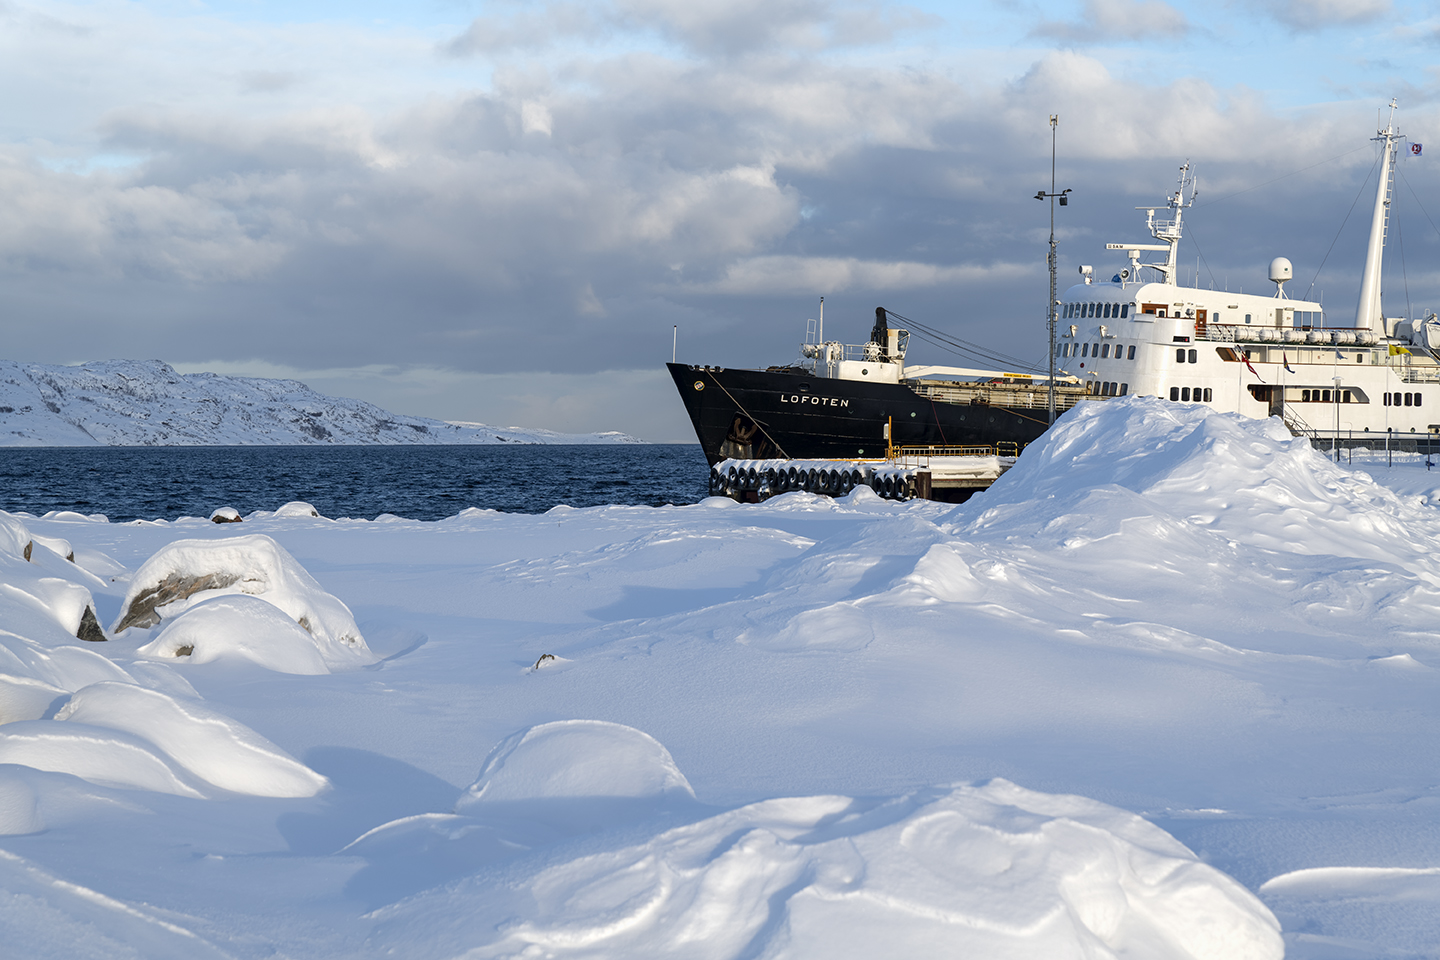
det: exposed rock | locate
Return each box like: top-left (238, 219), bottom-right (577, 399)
top-left (211, 507), bottom-right (243, 523)
top-left (114, 572), bottom-right (241, 633)
top-left (76, 606), bottom-right (107, 643)
top-left (22, 541), bottom-right (30, 562)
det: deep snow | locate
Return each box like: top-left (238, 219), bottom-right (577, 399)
top-left (0, 359), bottom-right (643, 446)
top-left (0, 396), bottom-right (1438, 957)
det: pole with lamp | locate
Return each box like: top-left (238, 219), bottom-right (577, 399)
top-left (1034, 115), bottom-right (1072, 425)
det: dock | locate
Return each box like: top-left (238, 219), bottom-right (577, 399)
top-left (710, 444), bottom-right (1019, 503)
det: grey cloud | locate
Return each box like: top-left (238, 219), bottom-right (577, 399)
top-left (445, 0), bottom-right (937, 59)
top-left (1032, 0), bottom-right (1189, 41)
top-left (1247, 0), bottom-right (1391, 30)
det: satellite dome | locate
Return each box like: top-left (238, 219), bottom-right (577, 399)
top-left (1268, 258), bottom-right (1293, 283)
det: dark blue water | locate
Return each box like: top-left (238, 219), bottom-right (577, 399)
top-left (0, 445), bottom-right (709, 522)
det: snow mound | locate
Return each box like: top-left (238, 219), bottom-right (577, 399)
top-left (0, 773), bottom-right (43, 835)
top-left (111, 534), bottom-right (374, 668)
top-left (138, 595), bottom-right (331, 675)
top-left (272, 501), bottom-right (322, 519)
top-left (967, 396), bottom-right (1440, 570)
top-left (386, 775), bottom-right (1281, 960)
top-left (55, 682), bottom-right (327, 797)
top-left (0, 512), bottom-right (32, 560)
top-left (0, 721), bottom-right (204, 797)
top-left (456, 720), bottom-right (695, 812)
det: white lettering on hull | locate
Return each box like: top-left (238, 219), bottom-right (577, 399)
top-left (780, 395), bottom-right (850, 407)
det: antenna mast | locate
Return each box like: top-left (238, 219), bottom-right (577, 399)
top-left (1033, 116), bottom-right (1070, 424)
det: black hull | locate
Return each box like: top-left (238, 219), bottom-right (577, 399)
top-left (668, 363), bottom-right (1054, 465)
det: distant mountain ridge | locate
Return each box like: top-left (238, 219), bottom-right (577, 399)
top-left (0, 360), bottom-right (643, 446)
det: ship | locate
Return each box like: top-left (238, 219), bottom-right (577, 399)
top-left (670, 99), bottom-right (1435, 465)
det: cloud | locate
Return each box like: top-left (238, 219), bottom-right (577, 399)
top-left (1247, 0), bottom-right (1391, 30)
top-left (1032, 0), bottom-right (1188, 42)
top-left (696, 256), bottom-right (1032, 295)
top-left (445, 0), bottom-right (937, 59)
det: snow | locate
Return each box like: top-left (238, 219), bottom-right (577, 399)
top-left (0, 359), bottom-right (644, 446)
top-left (0, 396), bottom-right (1438, 956)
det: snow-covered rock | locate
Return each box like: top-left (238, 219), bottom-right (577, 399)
top-left (112, 534), bottom-right (375, 670)
top-left (139, 596), bottom-right (331, 675)
top-left (0, 359), bottom-right (645, 446)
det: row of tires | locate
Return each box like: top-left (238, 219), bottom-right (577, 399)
top-left (709, 464), bottom-right (914, 501)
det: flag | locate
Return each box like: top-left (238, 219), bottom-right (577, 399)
top-left (1413, 143), bottom-right (1423, 156)
top-left (1390, 344), bottom-right (1412, 356)
top-left (1283, 352), bottom-right (1296, 373)
top-left (1243, 353), bottom-right (1264, 381)
top-left (1336, 349), bottom-right (1345, 361)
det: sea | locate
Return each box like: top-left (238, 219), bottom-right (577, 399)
top-left (0, 445), bottom-right (710, 522)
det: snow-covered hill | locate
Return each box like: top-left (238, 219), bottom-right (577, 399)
top-left (0, 360), bottom-right (642, 446)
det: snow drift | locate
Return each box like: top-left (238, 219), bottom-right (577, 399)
top-left (374, 723), bottom-right (1282, 960)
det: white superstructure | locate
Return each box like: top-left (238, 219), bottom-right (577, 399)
top-left (1056, 99), bottom-right (1440, 442)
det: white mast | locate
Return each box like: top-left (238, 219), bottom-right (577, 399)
top-left (1106, 162), bottom-right (1195, 286)
top-left (1356, 99), bottom-right (1399, 333)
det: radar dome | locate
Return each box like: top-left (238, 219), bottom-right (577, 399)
top-left (1268, 258), bottom-right (1293, 283)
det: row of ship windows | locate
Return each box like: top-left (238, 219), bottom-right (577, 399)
top-left (1299, 390), bottom-right (1354, 403)
top-left (1168, 387), bottom-right (1214, 402)
top-left (1383, 392), bottom-right (1423, 407)
top-left (1064, 302), bottom-right (1130, 319)
top-left (1058, 342), bottom-right (1138, 359)
top-left (1087, 382), bottom-right (1129, 396)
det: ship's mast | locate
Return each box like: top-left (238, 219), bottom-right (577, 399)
top-left (1107, 163), bottom-right (1194, 285)
top-left (1355, 99), bottom-right (1399, 333)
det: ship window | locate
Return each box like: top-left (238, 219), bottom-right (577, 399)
top-left (1418, 393), bottom-right (1423, 408)
top-left (1101, 303), bottom-right (1109, 319)
top-left (1157, 309), bottom-right (1167, 318)
top-left (1214, 312), bottom-right (1221, 322)
top-left (1176, 348), bottom-right (1185, 362)
top-left (1302, 389), bottom-right (1311, 402)
top-left (1383, 393), bottom-right (1389, 406)
top-left (1406, 393), bottom-right (1413, 407)
top-left (1188, 349), bottom-right (1197, 363)
top-left (1181, 387), bottom-right (1191, 401)
top-left (1082, 343), bottom-right (1089, 358)
top-left (1127, 345), bottom-right (1136, 360)
top-left (1119, 383), bottom-right (1128, 395)
top-left (1121, 304), bottom-right (1129, 318)
top-left (1102, 343), bottom-right (1111, 358)
top-left (1092, 342), bottom-right (1100, 356)
top-left (1323, 390), bottom-right (1331, 402)
top-left (1203, 388), bottom-right (1212, 402)
top-left (1170, 386), bottom-right (1179, 401)
top-left (1102, 382), bottom-right (1112, 396)
top-left (1344, 391), bottom-right (1352, 403)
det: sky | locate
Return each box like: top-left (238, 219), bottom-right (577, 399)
top-left (1, 0), bottom-right (1439, 441)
